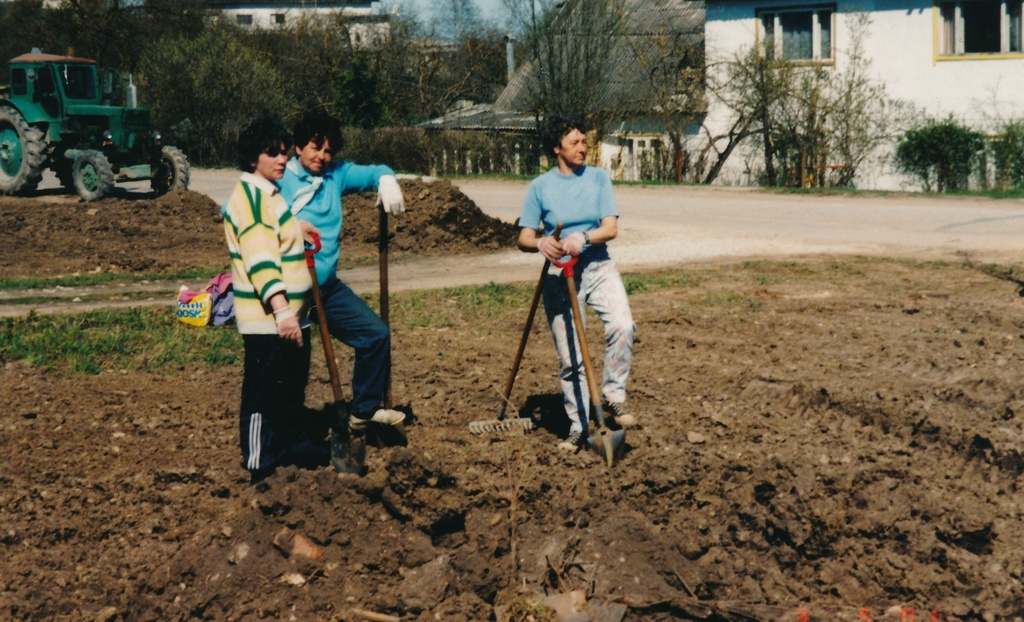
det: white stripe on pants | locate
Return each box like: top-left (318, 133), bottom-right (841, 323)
top-left (542, 257), bottom-right (635, 433)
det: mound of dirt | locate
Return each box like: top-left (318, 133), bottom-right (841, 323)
top-left (0, 178), bottom-right (518, 280)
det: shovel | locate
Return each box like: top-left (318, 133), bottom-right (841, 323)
top-left (555, 253), bottom-right (626, 467)
top-left (379, 205), bottom-right (392, 408)
top-left (374, 205), bottom-right (409, 448)
top-left (469, 225), bottom-right (563, 435)
top-left (305, 232), bottom-right (365, 475)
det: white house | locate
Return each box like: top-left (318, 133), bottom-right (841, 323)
top-left (205, 0), bottom-right (387, 45)
top-left (703, 0), bottom-right (1024, 189)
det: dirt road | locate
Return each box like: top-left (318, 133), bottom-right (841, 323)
top-left (191, 168), bottom-right (1024, 271)
top-left (33, 168), bottom-right (1024, 290)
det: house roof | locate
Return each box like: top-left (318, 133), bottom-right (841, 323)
top-left (415, 103), bottom-right (537, 132)
top-left (494, 0), bottom-right (705, 115)
top-left (205, 1), bottom-right (372, 7)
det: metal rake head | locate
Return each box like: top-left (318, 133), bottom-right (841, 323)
top-left (468, 417), bottom-right (535, 435)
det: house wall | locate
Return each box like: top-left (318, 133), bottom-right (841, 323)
top-left (704, 0), bottom-right (1024, 189)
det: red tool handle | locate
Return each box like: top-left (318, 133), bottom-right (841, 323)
top-left (304, 231), bottom-right (322, 268)
top-left (553, 255), bottom-right (579, 278)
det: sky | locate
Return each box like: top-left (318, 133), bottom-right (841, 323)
top-left (383, 0), bottom-right (510, 30)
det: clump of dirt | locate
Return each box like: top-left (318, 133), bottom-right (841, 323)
top-left (342, 178), bottom-right (520, 261)
top-left (0, 178), bottom-right (518, 280)
top-left (0, 190), bottom-right (225, 278)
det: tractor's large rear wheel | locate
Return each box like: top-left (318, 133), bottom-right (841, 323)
top-left (72, 150), bottom-right (114, 202)
top-left (151, 145), bottom-right (190, 195)
top-left (0, 107), bottom-right (46, 195)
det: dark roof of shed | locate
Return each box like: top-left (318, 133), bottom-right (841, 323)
top-left (10, 53), bottom-right (95, 65)
top-left (416, 103), bottom-right (537, 132)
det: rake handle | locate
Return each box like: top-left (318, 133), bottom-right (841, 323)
top-left (497, 224), bottom-right (563, 420)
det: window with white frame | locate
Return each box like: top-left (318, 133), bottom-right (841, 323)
top-left (758, 5), bottom-right (834, 61)
top-left (273, 13), bottom-right (286, 25)
top-left (235, 14), bottom-right (253, 26)
top-left (938, 0), bottom-right (1023, 55)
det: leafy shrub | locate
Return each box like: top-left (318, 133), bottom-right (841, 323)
top-left (138, 22), bottom-right (297, 166)
top-left (990, 121), bottom-right (1024, 191)
top-left (895, 118), bottom-right (984, 192)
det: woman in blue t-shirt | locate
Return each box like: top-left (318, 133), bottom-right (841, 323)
top-left (517, 115), bottom-right (637, 450)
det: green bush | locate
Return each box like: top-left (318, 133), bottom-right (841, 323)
top-left (895, 118), bottom-right (984, 192)
top-left (138, 22), bottom-right (297, 166)
top-left (990, 121), bottom-right (1024, 191)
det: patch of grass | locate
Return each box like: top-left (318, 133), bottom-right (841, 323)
top-left (0, 268), bottom-right (222, 292)
top-left (622, 271), bottom-right (701, 294)
top-left (392, 281), bottom-right (532, 328)
top-left (702, 289), bottom-right (764, 310)
top-left (0, 307), bottom-right (242, 375)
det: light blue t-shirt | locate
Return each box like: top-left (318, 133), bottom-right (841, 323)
top-left (278, 158), bottom-right (393, 284)
top-left (519, 165), bottom-right (618, 252)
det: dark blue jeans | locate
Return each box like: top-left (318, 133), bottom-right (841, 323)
top-left (313, 275), bottom-right (390, 415)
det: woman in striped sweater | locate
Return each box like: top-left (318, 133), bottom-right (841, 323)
top-left (222, 112), bottom-right (317, 484)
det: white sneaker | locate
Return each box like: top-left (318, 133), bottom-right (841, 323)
top-left (557, 430), bottom-right (583, 450)
top-left (350, 408), bottom-right (405, 432)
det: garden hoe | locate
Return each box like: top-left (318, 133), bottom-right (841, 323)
top-left (469, 225), bottom-right (563, 435)
top-left (306, 233), bottom-right (365, 475)
top-left (557, 252), bottom-right (626, 467)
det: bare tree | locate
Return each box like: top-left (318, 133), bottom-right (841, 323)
top-left (621, 23), bottom-right (705, 182)
top-left (516, 0), bottom-right (627, 120)
top-left (700, 39), bottom-right (794, 184)
top-left (701, 13), bottom-right (907, 187)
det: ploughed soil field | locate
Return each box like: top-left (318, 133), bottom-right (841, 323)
top-left (3, 182), bottom-right (1024, 621)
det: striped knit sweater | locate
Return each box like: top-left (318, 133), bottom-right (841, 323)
top-left (222, 173), bottom-right (312, 335)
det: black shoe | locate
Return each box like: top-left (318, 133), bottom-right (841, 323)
top-left (285, 439), bottom-right (331, 469)
top-left (249, 466), bottom-right (275, 485)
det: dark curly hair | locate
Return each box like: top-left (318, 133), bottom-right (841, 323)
top-left (541, 114), bottom-right (587, 156)
top-left (292, 110), bottom-right (344, 155)
top-left (236, 112), bottom-right (290, 172)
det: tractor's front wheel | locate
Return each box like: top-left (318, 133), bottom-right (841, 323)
top-left (151, 145), bottom-right (190, 195)
top-left (0, 107), bottom-right (46, 195)
top-left (72, 150), bottom-right (114, 202)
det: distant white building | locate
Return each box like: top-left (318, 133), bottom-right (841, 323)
top-left (205, 1), bottom-right (387, 45)
top-left (703, 0), bottom-right (1024, 189)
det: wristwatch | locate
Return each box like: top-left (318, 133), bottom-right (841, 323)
top-left (582, 231), bottom-right (591, 245)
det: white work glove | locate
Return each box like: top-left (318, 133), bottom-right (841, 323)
top-left (376, 175), bottom-right (406, 215)
top-left (273, 307), bottom-right (303, 347)
top-left (536, 235), bottom-right (563, 262)
top-left (562, 232), bottom-right (585, 257)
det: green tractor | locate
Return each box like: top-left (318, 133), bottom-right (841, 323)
top-left (0, 50), bottom-right (189, 201)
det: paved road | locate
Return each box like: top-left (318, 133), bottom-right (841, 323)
top-left (189, 169), bottom-right (1024, 291)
